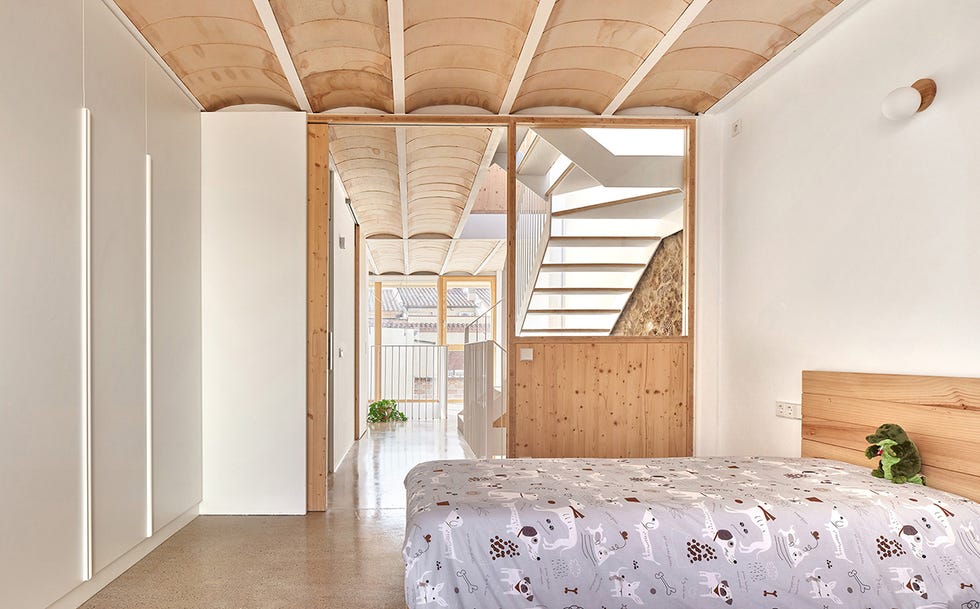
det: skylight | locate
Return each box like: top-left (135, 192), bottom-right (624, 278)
top-left (583, 128), bottom-right (685, 157)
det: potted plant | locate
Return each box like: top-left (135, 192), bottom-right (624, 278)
top-left (367, 399), bottom-right (408, 432)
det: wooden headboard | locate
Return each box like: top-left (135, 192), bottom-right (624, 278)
top-left (801, 371), bottom-right (980, 503)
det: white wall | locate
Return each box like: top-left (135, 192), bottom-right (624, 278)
top-left (201, 112), bottom-right (307, 514)
top-left (330, 176), bottom-right (357, 471)
top-left (1, 1), bottom-right (202, 606)
top-left (697, 0), bottom-right (980, 457)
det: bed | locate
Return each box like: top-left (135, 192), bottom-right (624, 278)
top-left (403, 371), bottom-right (980, 607)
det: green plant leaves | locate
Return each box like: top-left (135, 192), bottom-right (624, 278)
top-left (367, 399), bottom-right (408, 423)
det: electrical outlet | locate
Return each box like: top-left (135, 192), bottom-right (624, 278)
top-left (776, 401), bottom-right (802, 420)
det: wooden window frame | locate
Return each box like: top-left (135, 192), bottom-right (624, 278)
top-left (307, 115), bottom-right (696, 508)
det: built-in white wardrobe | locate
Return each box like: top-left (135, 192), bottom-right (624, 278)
top-left (0, 2), bottom-right (202, 608)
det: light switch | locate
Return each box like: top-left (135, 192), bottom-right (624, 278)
top-left (520, 348), bottom-right (534, 361)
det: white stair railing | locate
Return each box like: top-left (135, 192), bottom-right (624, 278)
top-left (461, 340), bottom-right (507, 459)
top-left (514, 180), bottom-right (550, 334)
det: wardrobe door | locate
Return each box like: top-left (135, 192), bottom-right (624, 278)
top-left (85, 0), bottom-right (148, 572)
top-left (146, 59), bottom-right (203, 531)
top-left (0, 2), bottom-right (85, 607)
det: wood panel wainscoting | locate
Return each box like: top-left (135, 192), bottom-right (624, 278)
top-left (512, 339), bottom-right (691, 458)
top-left (802, 370), bottom-right (980, 503)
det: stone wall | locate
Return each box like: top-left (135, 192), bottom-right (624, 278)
top-left (611, 231), bottom-right (684, 336)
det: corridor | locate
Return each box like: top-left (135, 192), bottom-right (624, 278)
top-left (80, 420), bottom-right (470, 609)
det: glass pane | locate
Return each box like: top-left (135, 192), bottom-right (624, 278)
top-left (515, 125), bottom-right (689, 337)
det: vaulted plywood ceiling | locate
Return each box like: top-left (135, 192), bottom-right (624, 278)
top-left (270, 0), bottom-right (393, 112)
top-left (331, 125), bottom-right (504, 276)
top-left (114, 0), bottom-right (848, 276)
top-left (116, 0), bottom-right (847, 115)
top-left (114, 0), bottom-right (297, 111)
top-left (368, 239), bottom-right (504, 276)
top-left (620, 0), bottom-right (846, 113)
top-left (513, 0), bottom-right (691, 114)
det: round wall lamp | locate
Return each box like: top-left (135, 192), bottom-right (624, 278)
top-left (881, 78), bottom-right (937, 120)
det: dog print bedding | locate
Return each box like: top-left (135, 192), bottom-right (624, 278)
top-left (403, 456), bottom-right (980, 608)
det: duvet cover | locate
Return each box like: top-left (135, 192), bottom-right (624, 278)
top-left (404, 456), bottom-right (980, 608)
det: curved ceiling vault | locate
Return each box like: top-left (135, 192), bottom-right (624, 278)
top-left (620, 0), bottom-right (844, 113)
top-left (270, 0), bottom-right (393, 113)
top-left (115, 0), bottom-right (297, 111)
top-left (513, 0), bottom-right (691, 114)
top-left (403, 0), bottom-right (540, 113)
top-left (406, 127), bottom-right (492, 238)
top-left (117, 0), bottom-right (849, 115)
top-left (328, 126), bottom-right (403, 239)
top-left (115, 0), bottom-right (849, 276)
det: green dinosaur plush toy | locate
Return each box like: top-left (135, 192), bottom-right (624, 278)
top-left (864, 423), bottom-right (925, 485)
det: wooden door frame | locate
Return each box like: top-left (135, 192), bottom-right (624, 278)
top-left (307, 124), bottom-right (329, 512)
top-left (353, 223), bottom-right (363, 440)
top-left (307, 116), bottom-right (696, 509)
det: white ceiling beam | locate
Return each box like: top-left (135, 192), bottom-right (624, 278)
top-left (365, 243), bottom-right (380, 276)
top-left (602, 0), bottom-right (710, 116)
top-left (452, 129), bottom-right (503, 240)
top-left (438, 240), bottom-right (458, 276)
top-left (253, 0), bottom-right (312, 113)
top-left (388, 0), bottom-right (406, 113)
top-left (499, 0), bottom-right (557, 114)
top-left (474, 241), bottom-right (504, 276)
top-left (396, 126), bottom-right (410, 274)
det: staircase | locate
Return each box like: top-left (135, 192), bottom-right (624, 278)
top-left (514, 128), bottom-right (685, 336)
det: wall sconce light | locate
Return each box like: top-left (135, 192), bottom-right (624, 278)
top-left (881, 78), bottom-right (937, 120)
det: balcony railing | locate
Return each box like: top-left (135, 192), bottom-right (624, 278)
top-left (367, 344), bottom-right (448, 420)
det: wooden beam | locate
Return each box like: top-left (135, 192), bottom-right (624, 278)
top-left (601, 0), bottom-right (711, 115)
top-left (499, 0), bottom-right (557, 114)
top-left (306, 124), bottom-right (330, 512)
top-left (506, 120), bottom-right (517, 457)
top-left (387, 0), bottom-right (406, 113)
top-left (353, 224), bottom-right (361, 441)
top-left (253, 0), bottom-right (312, 112)
top-left (490, 275), bottom-right (498, 343)
top-left (308, 114), bottom-right (696, 128)
top-left (437, 276), bottom-right (447, 346)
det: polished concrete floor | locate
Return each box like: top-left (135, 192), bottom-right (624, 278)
top-left (80, 419), bottom-right (470, 609)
